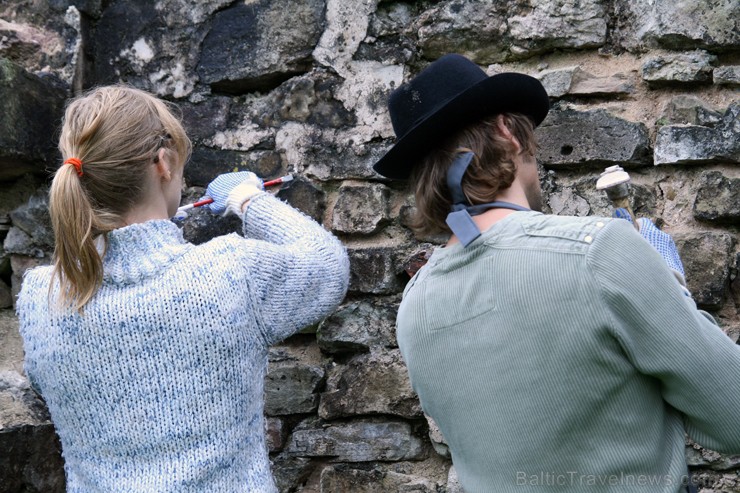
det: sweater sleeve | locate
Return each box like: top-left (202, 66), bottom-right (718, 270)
top-left (239, 192), bottom-right (349, 346)
top-left (587, 219), bottom-right (740, 454)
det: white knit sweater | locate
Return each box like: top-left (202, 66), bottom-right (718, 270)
top-left (17, 193), bottom-right (349, 492)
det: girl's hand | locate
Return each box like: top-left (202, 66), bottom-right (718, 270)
top-left (205, 171), bottom-right (264, 215)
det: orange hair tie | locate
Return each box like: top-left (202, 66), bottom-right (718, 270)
top-left (64, 157), bottom-right (84, 177)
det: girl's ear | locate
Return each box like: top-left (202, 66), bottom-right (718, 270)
top-left (155, 148), bottom-right (172, 181)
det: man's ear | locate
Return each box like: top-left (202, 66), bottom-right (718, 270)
top-left (495, 115), bottom-right (522, 154)
top-left (155, 148), bottom-right (172, 181)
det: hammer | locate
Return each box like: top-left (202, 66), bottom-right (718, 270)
top-left (596, 165), bottom-right (640, 231)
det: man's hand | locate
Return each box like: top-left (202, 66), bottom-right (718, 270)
top-left (614, 208), bottom-right (686, 278)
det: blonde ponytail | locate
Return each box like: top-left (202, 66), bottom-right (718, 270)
top-left (49, 85), bottom-right (191, 312)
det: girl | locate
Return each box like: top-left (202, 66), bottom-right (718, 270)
top-left (17, 85), bottom-right (349, 492)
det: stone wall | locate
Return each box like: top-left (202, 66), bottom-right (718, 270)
top-left (1, 0), bottom-right (738, 491)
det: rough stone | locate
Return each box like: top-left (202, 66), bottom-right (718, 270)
top-left (286, 417), bottom-right (425, 462)
top-left (276, 177), bottom-right (326, 223)
top-left (175, 193), bottom-right (243, 246)
top-left (310, 1), bottom-right (402, 138)
top-left (693, 171), bottom-right (740, 225)
top-left (674, 232), bottom-right (734, 309)
top-left (542, 172), bottom-right (658, 220)
top-left (271, 72), bottom-right (355, 128)
top-left (271, 455), bottom-right (315, 493)
top-left (264, 360), bottom-right (325, 416)
top-left (413, 2), bottom-right (510, 64)
top-left (400, 245), bottom-right (434, 278)
top-left (153, 0), bottom-right (233, 26)
top-left (320, 464), bottom-right (439, 492)
top-left (641, 51), bottom-right (717, 87)
top-left (317, 297), bottom-right (398, 354)
top-left (347, 245), bottom-right (404, 294)
top-left (331, 183), bottom-right (391, 235)
top-left (265, 417), bottom-right (287, 453)
top-left (8, 190), bottom-right (53, 252)
top-left (0, 19), bottom-right (65, 71)
top-left (0, 281), bottom-right (11, 309)
top-left (3, 227), bottom-right (45, 259)
top-left (686, 442), bottom-right (740, 471)
top-left (92, 1), bottom-right (202, 98)
top-left (447, 466), bottom-right (463, 493)
top-left (0, 310), bottom-right (23, 374)
top-left (179, 96), bottom-right (232, 144)
top-left (356, 3), bottom-right (416, 66)
top-left (506, 0), bottom-right (607, 58)
top-left (654, 103), bottom-right (740, 165)
top-left (713, 66), bottom-right (740, 86)
top-left (686, 469), bottom-right (739, 491)
top-left (319, 349), bottom-right (421, 419)
top-left (425, 415), bottom-right (450, 458)
top-left (0, 58), bottom-right (66, 181)
top-left (537, 66), bottom-right (633, 99)
top-left (9, 255), bottom-right (49, 302)
top-left (0, 2), bottom-right (82, 86)
top-left (617, 0), bottom-right (740, 52)
top-left (184, 147), bottom-right (285, 188)
top-left (197, 0), bottom-right (326, 94)
top-left (536, 108), bottom-right (651, 169)
top-left (415, 0), bottom-right (606, 64)
top-left (0, 311), bottom-right (64, 493)
top-left (277, 123), bottom-right (390, 181)
top-left (658, 96), bottom-right (723, 127)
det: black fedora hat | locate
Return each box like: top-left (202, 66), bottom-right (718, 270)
top-left (373, 54), bottom-right (550, 180)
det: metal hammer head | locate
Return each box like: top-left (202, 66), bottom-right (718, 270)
top-left (596, 165), bottom-right (631, 201)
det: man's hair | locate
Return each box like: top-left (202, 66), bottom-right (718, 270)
top-left (409, 113), bottom-right (536, 236)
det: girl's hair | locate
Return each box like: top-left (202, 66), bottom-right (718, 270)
top-left (409, 113), bottom-right (536, 236)
top-left (50, 85), bottom-right (191, 312)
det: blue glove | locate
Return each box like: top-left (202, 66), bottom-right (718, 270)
top-left (205, 171), bottom-right (264, 215)
top-left (613, 208), bottom-right (685, 277)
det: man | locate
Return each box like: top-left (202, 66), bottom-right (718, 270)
top-left (372, 53), bottom-right (740, 492)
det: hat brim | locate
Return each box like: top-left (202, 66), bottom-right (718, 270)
top-left (373, 72), bottom-right (550, 180)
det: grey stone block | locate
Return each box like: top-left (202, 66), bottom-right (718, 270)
top-left (287, 127), bottom-right (389, 181)
top-left (265, 417), bottom-right (287, 453)
top-left (415, 0), bottom-right (606, 63)
top-left (197, 0), bottom-right (326, 93)
top-left (641, 51), bottom-right (716, 86)
top-left (536, 109), bottom-right (651, 168)
top-left (320, 464), bottom-right (439, 492)
top-left (0, 59), bottom-right (66, 181)
top-left (286, 417), bottom-right (425, 462)
top-left (276, 177), bottom-right (326, 223)
top-left (659, 96), bottom-right (723, 127)
top-left (0, 311), bottom-right (64, 493)
top-left (264, 361), bottom-right (325, 416)
top-left (92, 1), bottom-right (201, 98)
top-left (693, 171), bottom-right (740, 225)
top-left (317, 297), bottom-right (398, 354)
top-left (331, 183), bottom-right (391, 235)
top-left (675, 232), bottom-right (734, 309)
top-left (538, 66), bottom-right (633, 99)
top-left (654, 103), bottom-right (739, 165)
top-left (184, 147), bottom-right (284, 188)
top-left (319, 349), bottom-right (421, 419)
top-left (713, 66), bottom-right (740, 86)
top-left (347, 245), bottom-right (403, 294)
top-left (617, 0), bottom-right (740, 51)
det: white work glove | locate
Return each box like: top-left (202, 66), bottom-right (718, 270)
top-left (205, 171), bottom-right (264, 215)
